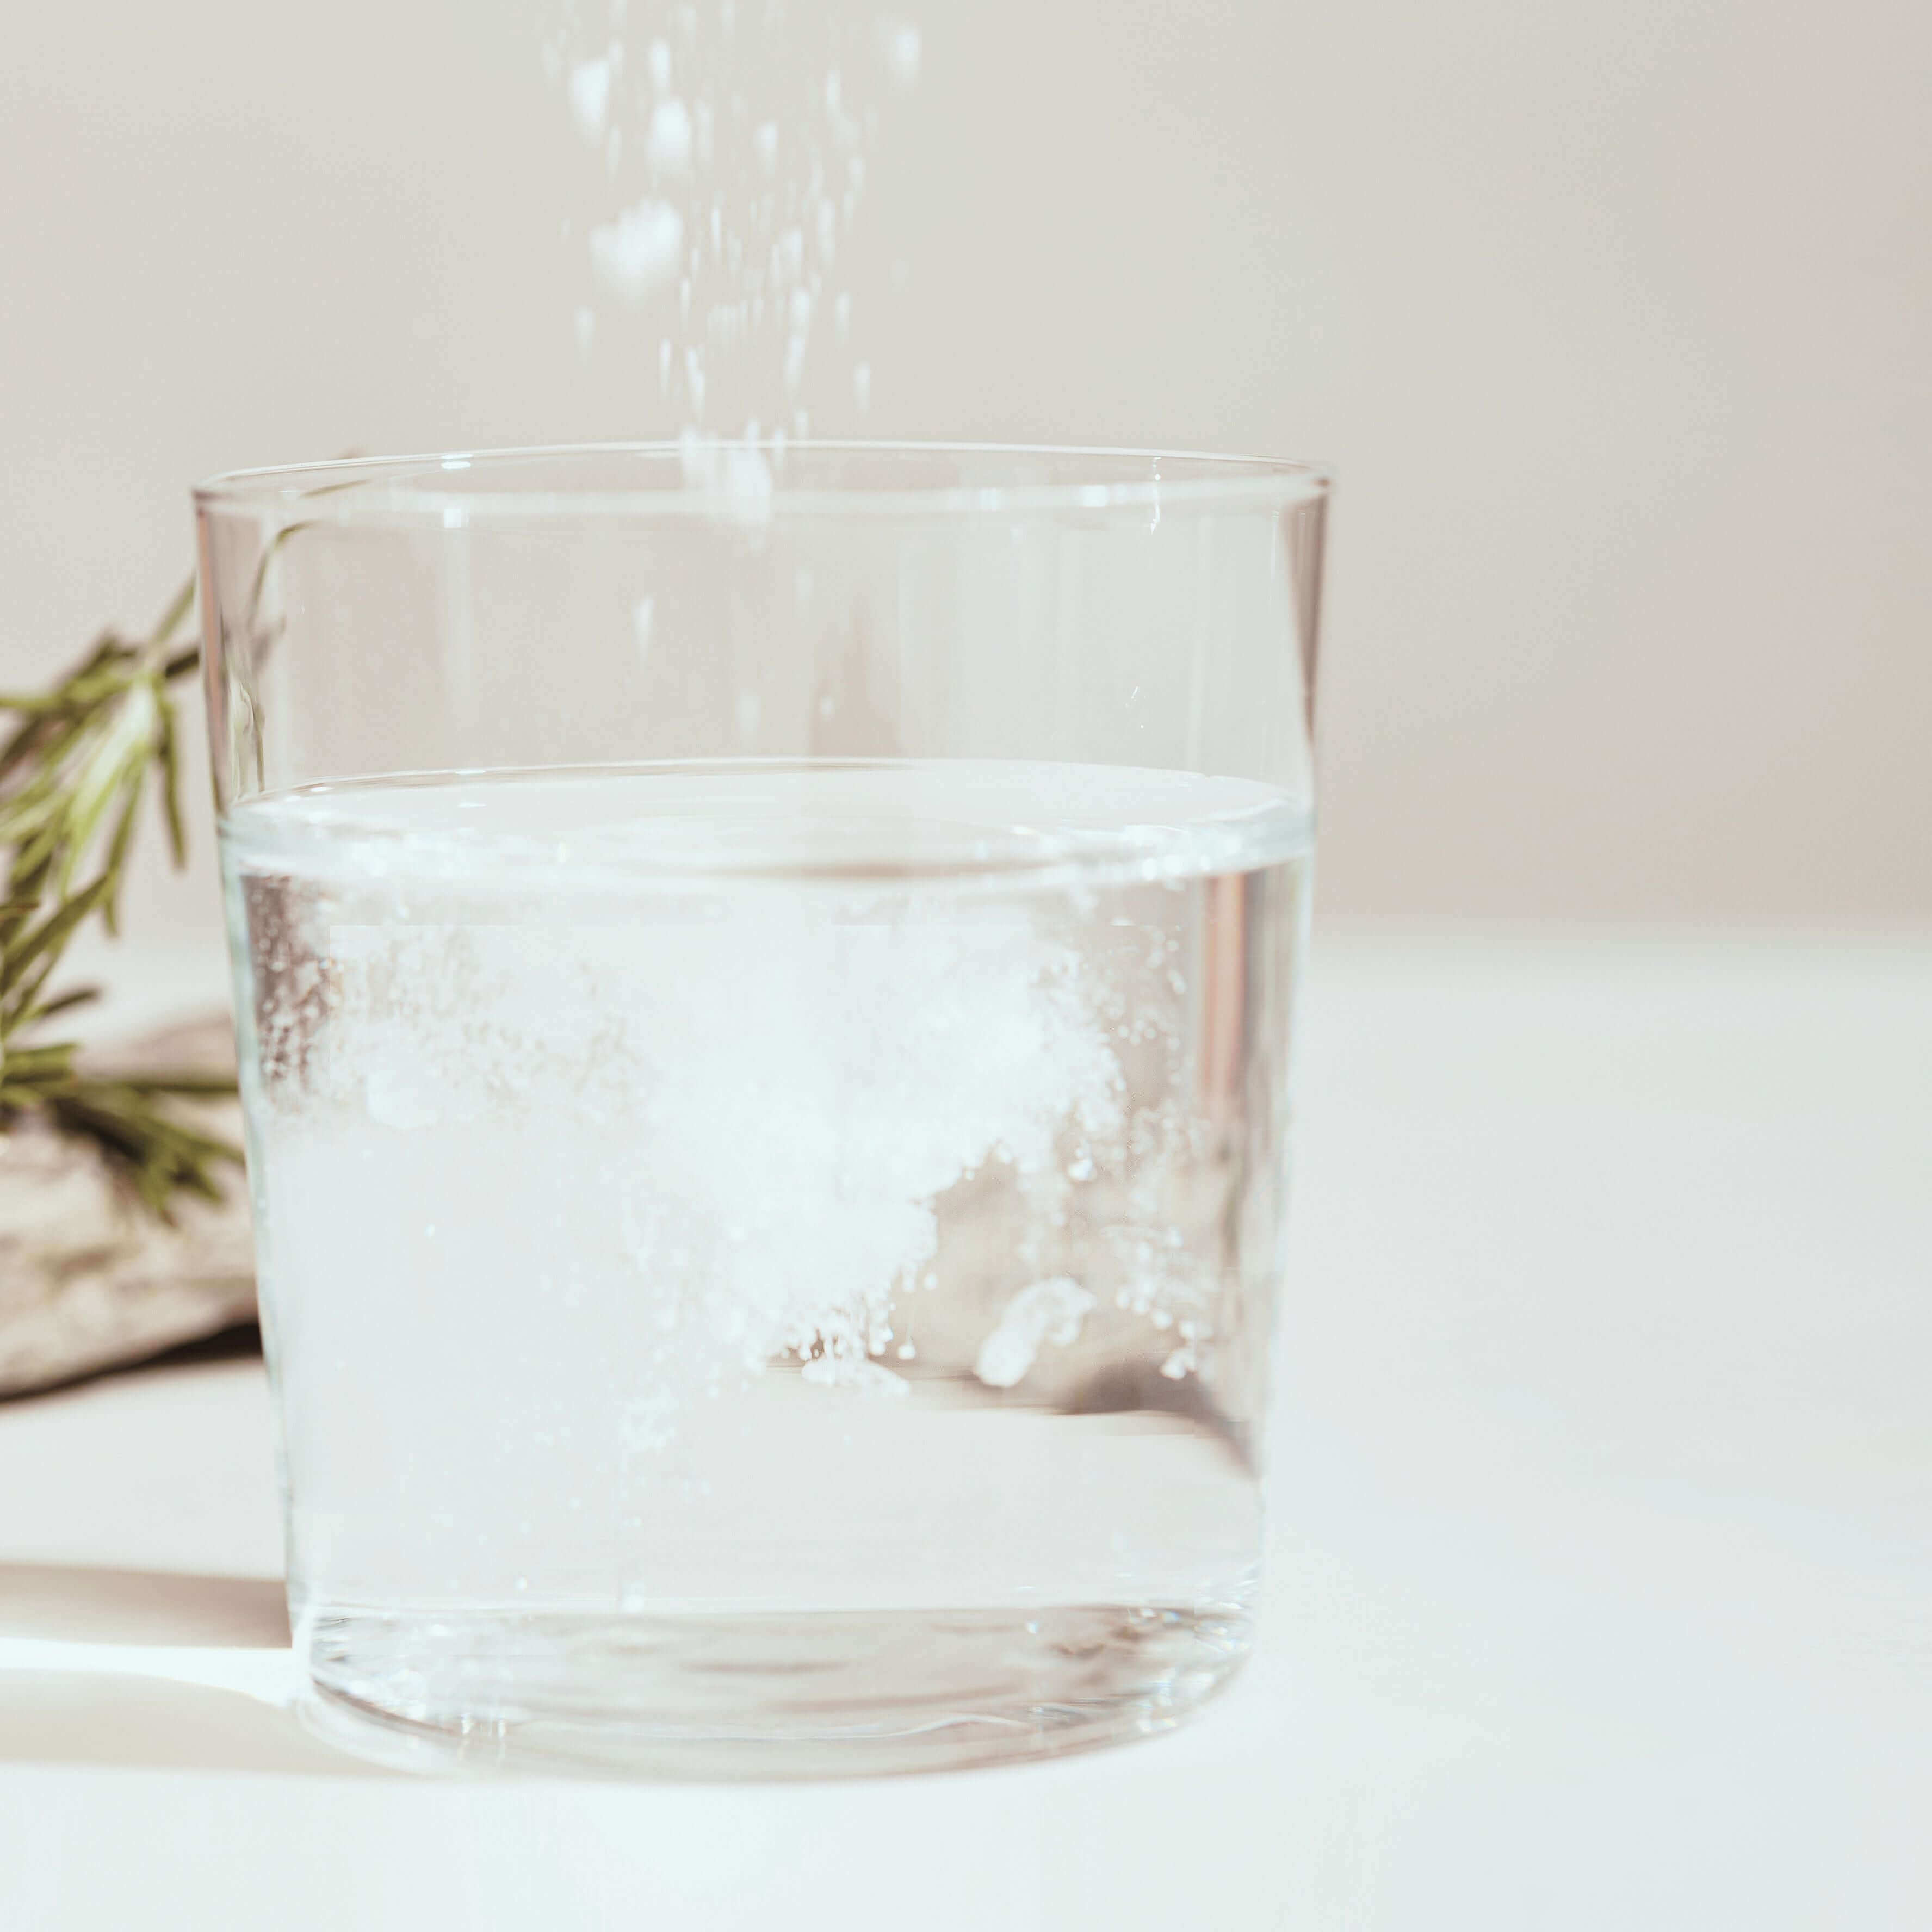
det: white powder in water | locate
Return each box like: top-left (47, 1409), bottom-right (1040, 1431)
top-left (304, 894), bottom-right (1126, 1437)
top-left (240, 765), bottom-right (1314, 1456)
top-left (974, 1278), bottom-right (1098, 1390)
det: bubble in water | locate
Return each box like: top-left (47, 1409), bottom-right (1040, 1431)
top-left (853, 362), bottom-right (872, 412)
top-left (648, 37), bottom-right (672, 92)
top-left (633, 596), bottom-right (655, 665)
top-left (590, 201), bottom-right (686, 302)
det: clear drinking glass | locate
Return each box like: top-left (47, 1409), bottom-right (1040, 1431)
top-left (194, 443), bottom-right (1330, 1775)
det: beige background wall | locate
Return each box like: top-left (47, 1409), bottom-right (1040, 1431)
top-left (3, 0), bottom-right (1927, 940)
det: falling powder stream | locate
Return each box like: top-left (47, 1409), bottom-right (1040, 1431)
top-left (543, 1), bottom-right (923, 435)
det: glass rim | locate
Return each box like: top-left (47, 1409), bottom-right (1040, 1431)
top-left (193, 439), bottom-right (1334, 522)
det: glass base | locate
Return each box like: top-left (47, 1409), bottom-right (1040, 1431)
top-left (297, 1603), bottom-right (1252, 1779)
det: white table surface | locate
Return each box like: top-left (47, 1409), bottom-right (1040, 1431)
top-left (2, 928), bottom-right (1927, 1929)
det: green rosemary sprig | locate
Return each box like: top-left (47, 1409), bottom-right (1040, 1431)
top-left (0, 580), bottom-right (242, 1221)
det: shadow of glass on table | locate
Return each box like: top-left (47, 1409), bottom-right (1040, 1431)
top-left (0, 1562), bottom-right (384, 1776)
top-left (0, 1562), bottom-right (392, 1776)
top-left (0, 1333), bottom-right (392, 1776)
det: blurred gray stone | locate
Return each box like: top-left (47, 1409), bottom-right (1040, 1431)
top-left (0, 1014), bottom-right (255, 1400)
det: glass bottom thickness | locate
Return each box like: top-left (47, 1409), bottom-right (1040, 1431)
top-left (298, 1602), bottom-right (1253, 1779)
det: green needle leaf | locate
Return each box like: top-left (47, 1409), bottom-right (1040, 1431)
top-left (0, 573), bottom-right (238, 1222)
